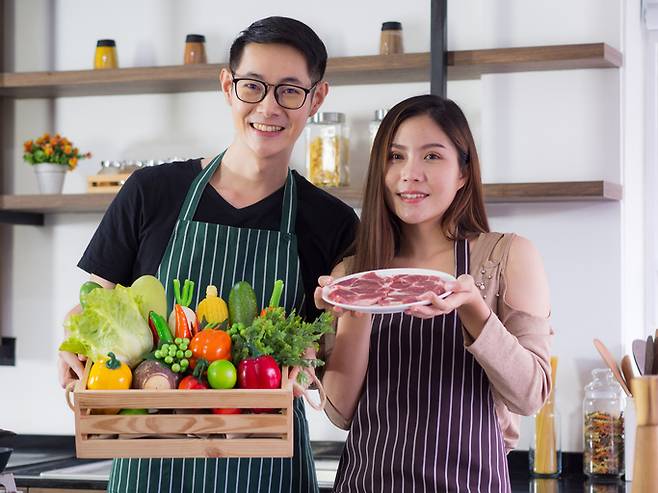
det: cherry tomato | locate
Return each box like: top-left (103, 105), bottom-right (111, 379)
top-left (178, 374), bottom-right (208, 390)
top-left (207, 359), bottom-right (237, 389)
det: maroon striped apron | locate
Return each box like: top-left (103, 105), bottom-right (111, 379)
top-left (333, 239), bottom-right (511, 492)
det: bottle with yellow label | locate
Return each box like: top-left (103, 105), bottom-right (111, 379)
top-left (94, 39), bottom-right (118, 69)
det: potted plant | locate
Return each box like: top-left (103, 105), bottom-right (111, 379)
top-left (23, 133), bottom-right (91, 194)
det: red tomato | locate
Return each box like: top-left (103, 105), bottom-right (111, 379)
top-left (212, 408), bottom-right (242, 415)
top-left (189, 328), bottom-right (231, 366)
top-left (178, 375), bottom-right (208, 390)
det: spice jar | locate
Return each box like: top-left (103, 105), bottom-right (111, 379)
top-left (183, 34), bottom-right (207, 64)
top-left (369, 109), bottom-right (388, 149)
top-left (380, 22), bottom-right (404, 55)
top-left (98, 160), bottom-right (121, 175)
top-left (94, 39), bottom-right (118, 69)
top-left (583, 368), bottom-right (625, 478)
top-left (305, 112), bottom-right (350, 187)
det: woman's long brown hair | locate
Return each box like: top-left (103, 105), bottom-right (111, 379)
top-left (348, 94), bottom-right (489, 274)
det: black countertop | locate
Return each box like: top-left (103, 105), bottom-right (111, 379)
top-left (1, 435), bottom-right (631, 492)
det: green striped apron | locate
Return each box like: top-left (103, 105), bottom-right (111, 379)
top-left (108, 152), bottom-right (319, 493)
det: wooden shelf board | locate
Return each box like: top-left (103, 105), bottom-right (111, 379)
top-left (0, 43), bottom-right (622, 98)
top-left (0, 181), bottom-right (622, 219)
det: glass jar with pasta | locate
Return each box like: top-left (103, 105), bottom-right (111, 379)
top-left (583, 368), bottom-right (625, 479)
top-left (305, 112), bottom-right (350, 187)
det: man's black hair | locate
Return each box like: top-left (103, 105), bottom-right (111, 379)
top-left (229, 16), bottom-right (327, 83)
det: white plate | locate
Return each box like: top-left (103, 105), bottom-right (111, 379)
top-left (322, 268), bottom-right (455, 314)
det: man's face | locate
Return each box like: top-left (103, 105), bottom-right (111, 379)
top-left (220, 43), bottom-right (327, 161)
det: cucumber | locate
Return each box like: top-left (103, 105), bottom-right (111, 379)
top-left (228, 281), bottom-right (258, 326)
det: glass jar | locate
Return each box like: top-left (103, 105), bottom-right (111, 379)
top-left (94, 39), bottom-right (118, 69)
top-left (529, 393), bottom-right (561, 478)
top-left (305, 112), bottom-right (350, 187)
top-left (119, 160), bottom-right (141, 174)
top-left (380, 22), bottom-right (404, 55)
top-left (583, 368), bottom-right (625, 478)
top-left (183, 34), bottom-right (207, 64)
top-left (369, 109), bottom-right (388, 149)
top-left (98, 160), bottom-right (121, 175)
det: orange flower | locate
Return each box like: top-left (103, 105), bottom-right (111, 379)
top-left (63, 145), bottom-right (72, 154)
top-left (44, 145), bottom-right (53, 157)
top-left (61, 138), bottom-right (70, 147)
top-left (23, 140), bottom-right (33, 152)
top-left (68, 157), bottom-right (78, 167)
top-left (49, 136), bottom-right (59, 146)
top-left (42, 133), bottom-right (50, 140)
top-left (73, 147), bottom-right (79, 155)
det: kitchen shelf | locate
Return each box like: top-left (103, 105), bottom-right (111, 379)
top-left (0, 180), bottom-right (622, 224)
top-left (0, 43), bottom-right (621, 98)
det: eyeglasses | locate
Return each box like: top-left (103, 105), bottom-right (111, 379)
top-left (231, 74), bottom-right (318, 110)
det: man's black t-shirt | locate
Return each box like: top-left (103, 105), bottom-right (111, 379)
top-left (78, 159), bottom-right (359, 319)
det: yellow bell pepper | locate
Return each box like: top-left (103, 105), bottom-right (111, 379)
top-left (196, 285), bottom-right (229, 325)
top-left (87, 352), bottom-right (132, 390)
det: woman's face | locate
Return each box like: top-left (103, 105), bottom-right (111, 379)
top-left (220, 43), bottom-right (327, 161)
top-left (384, 114), bottom-right (466, 227)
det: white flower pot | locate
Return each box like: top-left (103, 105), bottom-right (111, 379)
top-left (33, 163), bottom-right (67, 194)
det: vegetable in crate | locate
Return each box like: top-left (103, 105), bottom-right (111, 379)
top-left (207, 359), bottom-right (237, 389)
top-left (87, 352), bottom-right (132, 415)
top-left (154, 338), bottom-right (192, 373)
top-left (168, 279), bottom-right (198, 338)
top-left (133, 360), bottom-right (179, 390)
top-left (196, 285), bottom-right (229, 324)
top-left (79, 281), bottom-right (101, 308)
top-left (60, 284), bottom-right (153, 368)
top-left (228, 281), bottom-right (258, 326)
top-left (189, 320), bottom-right (232, 367)
top-left (148, 310), bottom-right (173, 347)
top-left (238, 351), bottom-right (281, 413)
top-left (130, 275), bottom-right (167, 322)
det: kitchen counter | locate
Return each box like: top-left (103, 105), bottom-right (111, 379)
top-left (2, 436), bottom-right (632, 492)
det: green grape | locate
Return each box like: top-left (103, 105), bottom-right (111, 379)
top-left (171, 363), bottom-right (181, 373)
top-left (164, 356), bottom-right (173, 364)
top-left (184, 350), bottom-right (192, 358)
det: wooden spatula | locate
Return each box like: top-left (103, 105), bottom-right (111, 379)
top-left (633, 339), bottom-right (647, 376)
top-left (593, 339), bottom-right (632, 396)
top-left (646, 335), bottom-right (654, 376)
top-left (621, 355), bottom-right (635, 396)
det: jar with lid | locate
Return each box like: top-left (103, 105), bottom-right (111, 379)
top-left (305, 112), bottom-right (350, 187)
top-left (380, 22), bottom-right (404, 55)
top-left (369, 109), bottom-right (388, 148)
top-left (583, 368), bottom-right (625, 478)
top-left (94, 39), bottom-right (118, 69)
top-left (184, 34), bottom-right (207, 64)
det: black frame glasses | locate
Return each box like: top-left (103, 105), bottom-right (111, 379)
top-left (231, 74), bottom-right (318, 110)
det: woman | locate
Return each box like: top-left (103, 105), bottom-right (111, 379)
top-left (58, 17), bottom-right (358, 493)
top-left (315, 95), bottom-right (553, 492)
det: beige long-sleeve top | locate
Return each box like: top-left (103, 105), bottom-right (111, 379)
top-left (321, 232), bottom-right (554, 453)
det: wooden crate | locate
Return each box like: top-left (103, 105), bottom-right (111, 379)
top-left (66, 360), bottom-right (294, 459)
top-left (86, 173), bottom-right (132, 194)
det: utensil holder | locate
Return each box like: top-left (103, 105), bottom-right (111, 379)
top-left (630, 376), bottom-right (658, 493)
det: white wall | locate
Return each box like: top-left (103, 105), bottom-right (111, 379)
top-left (1, 0), bottom-right (645, 453)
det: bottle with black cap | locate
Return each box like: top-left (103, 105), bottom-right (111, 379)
top-left (184, 34), bottom-right (207, 64)
top-left (380, 22), bottom-right (404, 55)
top-left (94, 39), bottom-right (118, 69)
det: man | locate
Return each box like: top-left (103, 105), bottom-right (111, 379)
top-left (59, 17), bottom-right (358, 492)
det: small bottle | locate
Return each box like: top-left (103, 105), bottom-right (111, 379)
top-left (94, 39), bottom-right (118, 69)
top-left (380, 22), bottom-right (404, 55)
top-left (369, 109), bottom-right (388, 148)
top-left (583, 368), bottom-right (625, 479)
top-left (184, 34), bottom-right (207, 64)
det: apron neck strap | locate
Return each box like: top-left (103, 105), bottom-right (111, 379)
top-left (178, 152), bottom-right (298, 236)
top-left (454, 237), bottom-right (469, 277)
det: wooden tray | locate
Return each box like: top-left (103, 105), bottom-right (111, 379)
top-left (86, 173), bottom-right (132, 194)
top-left (66, 360), bottom-right (294, 459)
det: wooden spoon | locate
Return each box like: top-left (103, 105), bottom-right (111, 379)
top-left (593, 339), bottom-right (632, 396)
top-left (621, 354), bottom-right (635, 396)
top-left (633, 339), bottom-right (647, 376)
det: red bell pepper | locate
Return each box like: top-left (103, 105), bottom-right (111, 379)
top-left (238, 354), bottom-right (282, 413)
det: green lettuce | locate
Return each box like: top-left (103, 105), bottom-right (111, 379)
top-left (60, 284), bottom-right (152, 368)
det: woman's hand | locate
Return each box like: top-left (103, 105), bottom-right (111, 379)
top-left (58, 351), bottom-right (87, 388)
top-left (314, 275), bottom-right (367, 318)
top-left (404, 274), bottom-right (491, 338)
